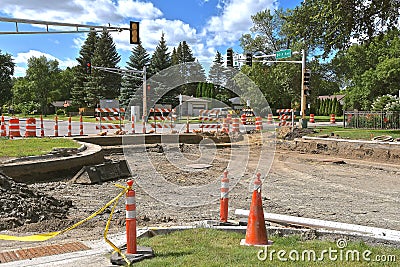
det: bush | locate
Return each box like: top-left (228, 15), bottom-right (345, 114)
top-left (56, 109), bottom-right (66, 116)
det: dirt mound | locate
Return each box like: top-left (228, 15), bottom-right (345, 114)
top-left (278, 127), bottom-right (317, 140)
top-left (0, 172), bottom-right (72, 231)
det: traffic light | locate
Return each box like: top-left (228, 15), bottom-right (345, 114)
top-left (130, 21), bottom-right (139, 44)
top-left (245, 53), bottom-right (252, 66)
top-left (86, 62), bottom-right (91, 74)
top-left (226, 48), bottom-right (233, 67)
top-left (303, 69), bottom-right (311, 96)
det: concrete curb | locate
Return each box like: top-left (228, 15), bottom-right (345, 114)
top-left (0, 142), bottom-right (104, 183)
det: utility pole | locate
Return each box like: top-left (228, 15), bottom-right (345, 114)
top-left (300, 49), bottom-right (307, 119)
top-left (142, 66), bottom-right (147, 120)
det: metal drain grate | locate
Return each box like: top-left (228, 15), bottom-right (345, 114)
top-left (0, 241), bottom-right (90, 263)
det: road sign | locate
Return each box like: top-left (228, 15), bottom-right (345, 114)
top-left (275, 49), bottom-right (292, 59)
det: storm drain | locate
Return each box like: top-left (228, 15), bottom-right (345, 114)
top-left (0, 241), bottom-right (90, 263)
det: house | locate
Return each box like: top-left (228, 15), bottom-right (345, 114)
top-left (175, 95), bottom-right (211, 116)
top-left (229, 97), bottom-right (244, 111)
top-left (50, 100), bottom-right (72, 114)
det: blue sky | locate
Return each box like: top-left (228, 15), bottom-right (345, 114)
top-left (0, 0), bottom-right (302, 76)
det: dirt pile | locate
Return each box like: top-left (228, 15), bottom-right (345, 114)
top-left (0, 172), bottom-right (72, 231)
top-left (277, 127), bottom-right (317, 140)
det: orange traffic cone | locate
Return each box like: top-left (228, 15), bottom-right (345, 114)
top-left (241, 173), bottom-right (272, 246)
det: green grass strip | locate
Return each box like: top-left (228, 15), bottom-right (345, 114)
top-left (0, 137), bottom-right (80, 157)
top-left (136, 228), bottom-right (399, 266)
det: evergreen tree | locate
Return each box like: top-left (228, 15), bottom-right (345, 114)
top-left (148, 32), bottom-right (172, 107)
top-left (85, 29), bottom-right (121, 107)
top-left (174, 41), bottom-right (199, 96)
top-left (208, 51), bottom-right (232, 104)
top-left (120, 41), bottom-right (150, 108)
top-left (171, 47), bottom-right (179, 66)
top-left (149, 32), bottom-right (171, 75)
top-left (176, 41), bottom-right (196, 63)
top-left (196, 82), bottom-right (203, 97)
top-left (319, 99), bottom-right (325, 115)
top-left (71, 31), bottom-right (98, 107)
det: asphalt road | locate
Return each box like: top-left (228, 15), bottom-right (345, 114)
top-left (1, 116), bottom-right (343, 137)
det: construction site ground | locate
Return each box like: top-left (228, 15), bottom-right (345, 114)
top-left (1, 132), bottom-right (400, 261)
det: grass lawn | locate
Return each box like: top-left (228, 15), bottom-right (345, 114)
top-left (135, 228), bottom-right (399, 266)
top-left (0, 137), bottom-right (81, 157)
top-left (311, 126), bottom-right (400, 140)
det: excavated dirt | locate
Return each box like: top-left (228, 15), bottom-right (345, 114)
top-left (1, 133), bottom-right (400, 252)
top-left (0, 172), bottom-right (72, 230)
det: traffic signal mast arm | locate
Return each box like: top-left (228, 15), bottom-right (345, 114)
top-left (0, 17), bottom-right (129, 34)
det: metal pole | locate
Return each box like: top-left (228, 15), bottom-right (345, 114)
top-left (142, 66), bottom-right (147, 122)
top-left (300, 49), bottom-right (306, 119)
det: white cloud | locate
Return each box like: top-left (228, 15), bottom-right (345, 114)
top-left (13, 50), bottom-right (58, 64)
top-left (13, 66), bottom-right (27, 77)
top-left (0, 0), bottom-right (162, 24)
top-left (110, 19), bottom-right (200, 54)
top-left (205, 0), bottom-right (277, 46)
top-left (13, 50), bottom-right (77, 74)
top-left (117, 0), bottom-right (163, 19)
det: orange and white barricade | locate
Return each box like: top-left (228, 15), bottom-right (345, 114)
top-left (40, 115), bottom-right (45, 137)
top-left (309, 114), bottom-right (315, 123)
top-left (278, 114), bottom-right (296, 126)
top-left (226, 113), bottom-right (232, 124)
top-left (67, 117), bottom-right (72, 137)
top-left (231, 118), bottom-right (240, 133)
top-left (220, 170), bottom-right (229, 223)
top-left (95, 108), bottom-right (125, 133)
top-left (126, 180), bottom-right (137, 254)
top-left (266, 113), bottom-right (273, 124)
top-left (79, 115), bottom-right (84, 136)
top-left (9, 117), bottom-right (21, 138)
top-left (330, 114), bottom-right (336, 124)
top-left (255, 117), bottom-right (263, 131)
top-left (142, 115), bottom-right (146, 134)
top-left (149, 108), bottom-right (176, 133)
top-left (131, 115), bottom-right (135, 134)
top-left (199, 109), bottom-right (220, 132)
top-left (1, 115), bottom-right (6, 137)
top-left (240, 114), bottom-right (247, 125)
top-left (221, 118), bottom-right (229, 133)
top-left (24, 118), bottom-right (37, 137)
top-left (199, 124), bottom-right (221, 130)
top-left (54, 116), bottom-right (59, 137)
top-left (276, 109), bottom-right (294, 127)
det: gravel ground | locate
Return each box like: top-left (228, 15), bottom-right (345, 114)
top-left (1, 134), bottom-right (400, 253)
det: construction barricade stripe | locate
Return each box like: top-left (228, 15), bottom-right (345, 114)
top-left (95, 108), bottom-right (125, 113)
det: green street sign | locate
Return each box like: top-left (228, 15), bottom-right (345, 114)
top-left (275, 49), bottom-right (292, 59)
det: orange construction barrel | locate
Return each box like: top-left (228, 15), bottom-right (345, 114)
top-left (24, 118), bottom-right (37, 137)
top-left (9, 117), bottom-right (21, 138)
